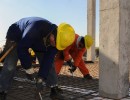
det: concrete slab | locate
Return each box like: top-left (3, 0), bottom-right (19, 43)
top-left (0, 61), bottom-right (130, 100)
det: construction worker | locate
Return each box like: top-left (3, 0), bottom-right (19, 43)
top-left (0, 17), bottom-right (75, 100)
top-left (55, 34), bottom-right (93, 79)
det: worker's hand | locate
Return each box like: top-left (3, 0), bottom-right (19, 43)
top-left (69, 65), bottom-right (77, 73)
top-left (66, 60), bottom-right (73, 67)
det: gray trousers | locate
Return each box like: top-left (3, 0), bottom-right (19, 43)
top-left (0, 41), bottom-right (58, 92)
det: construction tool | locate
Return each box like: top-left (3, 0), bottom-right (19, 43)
top-left (0, 43), bottom-right (16, 62)
top-left (34, 77), bottom-right (43, 100)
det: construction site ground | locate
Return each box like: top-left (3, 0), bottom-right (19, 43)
top-left (0, 61), bottom-right (130, 100)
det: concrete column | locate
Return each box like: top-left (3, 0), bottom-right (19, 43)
top-left (87, 0), bottom-right (96, 62)
top-left (99, 0), bottom-right (130, 99)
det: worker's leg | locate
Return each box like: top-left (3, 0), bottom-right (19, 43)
top-left (71, 52), bottom-right (92, 79)
top-left (0, 40), bottom-right (18, 92)
top-left (78, 60), bottom-right (93, 79)
top-left (35, 52), bottom-right (64, 99)
top-left (71, 52), bottom-right (89, 75)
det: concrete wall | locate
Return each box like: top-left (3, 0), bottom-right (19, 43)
top-left (99, 0), bottom-right (130, 99)
top-left (87, 0), bottom-right (96, 62)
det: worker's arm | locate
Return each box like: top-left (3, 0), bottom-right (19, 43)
top-left (17, 37), bottom-right (33, 69)
top-left (38, 46), bottom-right (58, 79)
top-left (63, 45), bottom-right (72, 61)
top-left (74, 48), bottom-right (86, 67)
top-left (17, 23), bottom-right (40, 69)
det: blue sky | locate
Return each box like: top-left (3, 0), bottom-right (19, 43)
top-left (0, 0), bottom-right (99, 47)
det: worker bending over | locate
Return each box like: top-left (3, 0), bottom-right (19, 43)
top-left (0, 17), bottom-right (75, 100)
top-left (55, 34), bottom-right (93, 79)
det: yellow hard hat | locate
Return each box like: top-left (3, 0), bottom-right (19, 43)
top-left (56, 23), bottom-right (75, 50)
top-left (84, 35), bottom-right (94, 49)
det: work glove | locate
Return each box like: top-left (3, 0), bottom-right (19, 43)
top-left (66, 60), bottom-right (73, 67)
top-left (69, 65), bottom-right (77, 73)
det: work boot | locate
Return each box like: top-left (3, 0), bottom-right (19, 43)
top-left (0, 91), bottom-right (7, 100)
top-left (84, 74), bottom-right (93, 80)
top-left (50, 86), bottom-right (65, 100)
